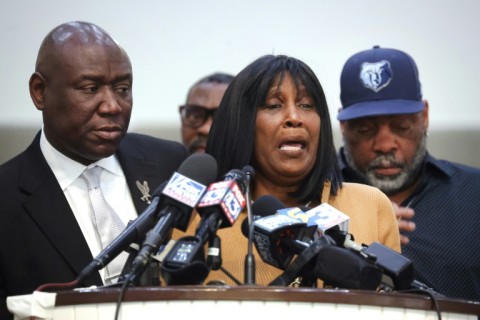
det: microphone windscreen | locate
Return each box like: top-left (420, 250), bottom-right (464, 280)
top-left (241, 217), bottom-right (249, 238)
top-left (160, 260), bottom-right (210, 285)
top-left (314, 245), bottom-right (382, 290)
top-left (251, 195), bottom-right (286, 217)
top-left (223, 169), bottom-right (248, 193)
top-left (177, 153), bottom-right (218, 186)
top-left (242, 195), bottom-right (286, 238)
top-left (363, 242), bottom-right (414, 290)
top-left (150, 181), bottom-right (168, 198)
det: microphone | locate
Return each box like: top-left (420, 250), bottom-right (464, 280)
top-left (241, 194), bottom-right (283, 237)
top-left (252, 214), bottom-right (318, 270)
top-left (244, 196), bottom-right (317, 243)
top-left (241, 165), bottom-right (255, 225)
top-left (242, 195), bottom-right (318, 275)
top-left (195, 168), bottom-right (248, 233)
top-left (257, 215), bottom-right (382, 289)
top-left (322, 221), bottom-right (415, 291)
top-left (362, 242), bottom-right (414, 291)
top-left (278, 200), bottom-right (414, 291)
top-left (246, 195), bottom-right (382, 289)
top-left (125, 153), bottom-right (217, 282)
top-left (312, 244), bottom-right (383, 290)
top-left (252, 211), bottom-right (340, 287)
top-left (243, 195), bottom-right (319, 269)
top-left (192, 168), bottom-right (248, 247)
top-left (278, 209), bottom-right (382, 290)
top-left (160, 168), bottom-right (248, 285)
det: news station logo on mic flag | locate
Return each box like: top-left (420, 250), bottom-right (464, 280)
top-left (252, 215), bottom-right (309, 269)
top-left (277, 203), bottom-right (349, 234)
top-left (254, 214), bottom-right (301, 232)
top-left (162, 172), bottom-right (207, 207)
top-left (197, 180), bottom-right (246, 225)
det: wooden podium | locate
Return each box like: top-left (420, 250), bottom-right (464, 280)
top-left (7, 286), bottom-right (480, 319)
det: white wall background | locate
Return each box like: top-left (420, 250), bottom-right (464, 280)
top-left (1, 0), bottom-right (479, 133)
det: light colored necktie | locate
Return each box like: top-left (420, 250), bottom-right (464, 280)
top-left (81, 166), bottom-right (127, 284)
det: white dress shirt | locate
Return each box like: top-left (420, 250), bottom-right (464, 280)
top-left (39, 130), bottom-right (138, 284)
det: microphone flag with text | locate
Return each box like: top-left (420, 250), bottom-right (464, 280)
top-left (120, 153), bottom-right (217, 283)
top-left (246, 195), bottom-right (325, 270)
top-left (160, 168), bottom-right (247, 285)
top-left (252, 214), bottom-right (315, 270)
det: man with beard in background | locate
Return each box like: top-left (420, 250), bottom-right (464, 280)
top-left (337, 46), bottom-right (480, 301)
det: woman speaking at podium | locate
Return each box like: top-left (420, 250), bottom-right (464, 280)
top-left (172, 54), bottom-right (400, 286)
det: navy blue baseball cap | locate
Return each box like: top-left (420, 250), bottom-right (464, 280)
top-left (337, 46), bottom-right (425, 121)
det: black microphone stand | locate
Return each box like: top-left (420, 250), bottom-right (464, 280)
top-left (243, 168), bottom-right (256, 285)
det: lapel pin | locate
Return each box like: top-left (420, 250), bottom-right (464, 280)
top-left (136, 180), bottom-right (151, 204)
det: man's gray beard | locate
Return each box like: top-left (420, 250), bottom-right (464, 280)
top-left (343, 134), bottom-right (427, 195)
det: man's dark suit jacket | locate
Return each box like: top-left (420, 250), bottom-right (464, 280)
top-left (0, 131), bottom-right (189, 319)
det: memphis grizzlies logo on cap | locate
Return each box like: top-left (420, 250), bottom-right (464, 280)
top-left (337, 46), bottom-right (425, 121)
top-left (360, 60), bottom-right (392, 92)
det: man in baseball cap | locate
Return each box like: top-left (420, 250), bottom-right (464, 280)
top-left (337, 45), bottom-right (425, 121)
top-left (337, 46), bottom-right (480, 301)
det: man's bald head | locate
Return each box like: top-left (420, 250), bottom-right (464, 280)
top-left (35, 21), bottom-right (130, 75)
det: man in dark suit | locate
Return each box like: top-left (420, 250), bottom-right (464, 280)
top-left (0, 21), bottom-right (188, 319)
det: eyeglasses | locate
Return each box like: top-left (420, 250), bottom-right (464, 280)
top-left (179, 104), bottom-right (218, 129)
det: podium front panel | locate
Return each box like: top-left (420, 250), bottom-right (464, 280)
top-left (9, 286), bottom-right (480, 320)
